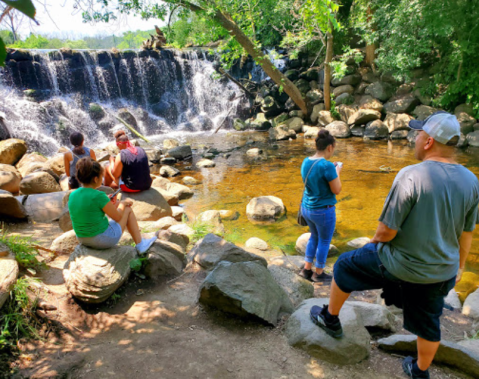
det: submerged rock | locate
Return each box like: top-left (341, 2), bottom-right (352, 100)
top-left (63, 244), bottom-right (137, 304)
top-left (198, 261), bottom-right (293, 325)
top-left (246, 196), bottom-right (285, 222)
top-left (190, 233), bottom-right (267, 270)
top-left (285, 298), bottom-right (371, 365)
top-left (160, 165), bottom-right (180, 178)
top-left (196, 159), bottom-right (215, 168)
top-left (269, 125), bottom-right (296, 141)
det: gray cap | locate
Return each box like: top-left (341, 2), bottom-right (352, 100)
top-left (409, 111), bottom-right (461, 144)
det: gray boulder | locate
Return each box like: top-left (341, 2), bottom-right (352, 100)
top-left (412, 105), bottom-right (438, 121)
top-left (122, 188), bottom-right (172, 221)
top-left (365, 82), bottom-right (393, 102)
top-left (268, 255), bottom-right (305, 272)
top-left (463, 287), bottom-right (479, 320)
top-left (198, 261), bottom-right (294, 325)
top-left (285, 298), bottom-right (371, 365)
top-left (23, 191), bottom-right (69, 222)
top-left (269, 125), bottom-right (297, 141)
top-left (152, 177), bottom-right (193, 200)
top-left (445, 289), bottom-right (462, 310)
top-left (456, 112), bottom-right (476, 135)
top-left (359, 95), bottom-right (383, 113)
top-left (347, 301), bottom-right (396, 332)
top-left (268, 265), bottom-right (314, 307)
top-left (310, 104), bottom-right (326, 124)
top-left (333, 85), bottom-right (354, 98)
top-left (348, 109), bottom-right (381, 125)
top-left (332, 74), bottom-right (361, 87)
top-left (383, 94), bottom-right (419, 114)
top-left (168, 145), bottom-right (192, 160)
top-left (190, 233), bottom-right (267, 270)
top-left (20, 171), bottom-right (61, 195)
top-left (347, 237), bottom-right (370, 249)
top-left (144, 241), bottom-right (186, 279)
top-left (455, 103), bottom-right (475, 117)
top-left (364, 120), bottom-right (389, 140)
top-left (378, 334), bottom-right (479, 378)
top-left (351, 126), bottom-right (365, 137)
top-left (245, 237), bottom-right (268, 251)
top-left (63, 244), bottom-right (137, 303)
top-left (305, 90), bottom-right (324, 105)
top-left (458, 339), bottom-right (479, 356)
top-left (0, 244), bottom-right (19, 309)
top-left (335, 93), bottom-right (354, 106)
top-left (466, 131), bottom-right (479, 147)
top-left (326, 121), bottom-right (351, 138)
top-left (279, 117), bottom-right (304, 133)
top-left (390, 130), bottom-right (409, 140)
top-left (160, 165), bottom-right (180, 178)
top-left (384, 113), bottom-right (414, 133)
top-left (246, 196), bottom-right (285, 222)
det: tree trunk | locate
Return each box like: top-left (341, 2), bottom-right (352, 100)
top-left (171, 1), bottom-right (308, 115)
top-left (324, 22), bottom-right (334, 111)
top-left (364, 5), bottom-right (377, 68)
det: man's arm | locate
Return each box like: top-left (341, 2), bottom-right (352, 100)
top-left (456, 231), bottom-right (473, 283)
top-left (370, 221), bottom-right (398, 244)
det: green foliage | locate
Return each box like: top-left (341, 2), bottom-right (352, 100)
top-left (0, 231), bottom-right (45, 271)
top-left (330, 47), bottom-right (363, 79)
top-left (129, 257), bottom-right (147, 272)
top-left (189, 221), bottom-right (214, 244)
top-left (330, 98), bottom-right (340, 119)
top-left (224, 228), bottom-right (242, 244)
top-left (0, 278), bottom-right (41, 349)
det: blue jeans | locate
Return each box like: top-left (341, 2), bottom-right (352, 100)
top-left (301, 205), bottom-right (336, 269)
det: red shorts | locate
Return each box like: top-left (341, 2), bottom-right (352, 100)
top-left (120, 184), bottom-right (141, 193)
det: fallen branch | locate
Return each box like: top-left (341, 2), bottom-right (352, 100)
top-left (218, 67), bottom-right (255, 98)
top-left (109, 113), bottom-right (150, 143)
top-left (213, 106), bottom-right (235, 134)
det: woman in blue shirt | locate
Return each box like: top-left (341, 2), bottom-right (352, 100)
top-left (299, 129), bottom-right (342, 282)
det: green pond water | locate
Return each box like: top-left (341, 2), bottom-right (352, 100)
top-left (149, 132), bottom-right (479, 273)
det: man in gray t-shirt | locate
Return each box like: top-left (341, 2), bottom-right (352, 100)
top-left (309, 112), bottom-right (479, 379)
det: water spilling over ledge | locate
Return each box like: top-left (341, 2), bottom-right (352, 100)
top-left (0, 48), bottom-right (253, 155)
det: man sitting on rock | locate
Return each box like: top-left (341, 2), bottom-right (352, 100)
top-left (104, 130), bottom-right (152, 192)
top-left (310, 112), bottom-right (479, 379)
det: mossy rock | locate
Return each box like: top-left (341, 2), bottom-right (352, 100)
top-left (455, 272), bottom-right (479, 303)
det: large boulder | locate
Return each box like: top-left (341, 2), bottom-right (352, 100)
top-left (16, 152), bottom-right (47, 170)
top-left (316, 111), bottom-right (335, 127)
top-left (332, 74), bottom-right (361, 87)
top-left (24, 191), bottom-right (69, 222)
top-left (359, 95), bottom-right (383, 113)
top-left (0, 139), bottom-right (27, 165)
top-left (138, 217), bottom-right (179, 233)
top-left (364, 120), bottom-right (389, 140)
top-left (246, 196), bottom-right (285, 222)
top-left (365, 82), bottom-right (393, 102)
top-left (390, 130), bottom-right (409, 140)
top-left (0, 244), bottom-right (19, 309)
top-left (122, 188), bottom-right (172, 221)
top-left (456, 112), bottom-right (476, 135)
top-left (304, 127), bottom-right (321, 139)
top-left (144, 241), bottom-right (186, 279)
top-left (455, 103), bottom-right (475, 117)
top-left (384, 113), bottom-right (414, 133)
top-left (45, 154), bottom-right (65, 176)
top-left (63, 244), bottom-right (137, 303)
top-left (346, 301), bottom-right (396, 332)
top-left (50, 230), bottom-right (78, 255)
top-left (0, 164), bottom-right (21, 193)
top-left (310, 104), bottom-right (326, 124)
top-left (333, 85), bottom-right (354, 98)
top-left (348, 109), bottom-right (381, 126)
top-left (326, 121), bottom-right (351, 138)
top-left (378, 334), bottom-right (479, 378)
top-left (269, 125), bottom-right (296, 141)
top-left (0, 191), bottom-right (27, 219)
top-left (337, 105), bottom-right (358, 124)
top-left (190, 234), bottom-right (267, 270)
top-left (279, 117), bottom-right (304, 133)
top-left (167, 145), bottom-right (192, 160)
top-left (268, 265), bottom-right (314, 307)
top-left (383, 93), bottom-right (419, 114)
top-left (412, 105), bottom-right (438, 121)
top-left (285, 298), bottom-right (371, 365)
top-left (152, 177), bottom-right (193, 200)
top-left (335, 93), bottom-right (354, 106)
top-left (198, 261), bottom-right (294, 325)
top-left (18, 161), bottom-right (48, 178)
top-left (20, 172), bottom-right (61, 195)
top-left (466, 131), bottom-right (479, 147)
top-left (463, 287), bottom-right (479, 320)
top-left (305, 90), bottom-right (324, 105)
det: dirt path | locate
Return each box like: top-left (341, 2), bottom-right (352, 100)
top-left (9, 264), bottom-right (472, 379)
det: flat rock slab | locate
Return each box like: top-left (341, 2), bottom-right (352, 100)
top-left (0, 243), bottom-right (19, 309)
top-left (190, 233), bottom-right (267, 270)
top-left (285, 298), bottom-right (371, 365)
top-left (63, 244), bottom-right (137, 304)
top-left (199, 261), bottom-right (293, 326)
top-left (122, 188), bottom-right (172, 221)
top-left (268, 256), bottom-right (305, 272)
top-left (23, 191), bottom-right (69, 222)
top-left (378, 334), bottom-right (479, 378)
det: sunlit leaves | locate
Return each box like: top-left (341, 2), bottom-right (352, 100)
top-left (3, 0), bottom-right (36, 20)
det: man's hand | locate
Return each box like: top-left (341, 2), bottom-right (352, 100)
top-left (121, 199), bottom-right (133, 207)
top-left (456, 267), bottom-right (464, 284)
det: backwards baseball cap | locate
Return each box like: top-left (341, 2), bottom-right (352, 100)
top-left (409, 111), bottom-right (461, 144)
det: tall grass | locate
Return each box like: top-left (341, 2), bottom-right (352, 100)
top-left (0, 231), bottom-right (45, 270)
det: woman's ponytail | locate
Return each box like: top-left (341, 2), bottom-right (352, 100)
top-left (70, 132), bottom-right (85, 155)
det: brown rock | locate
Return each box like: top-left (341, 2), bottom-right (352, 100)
top-left (20, 171), bottom-right (61, 195)
top-left (0, 164), bottom-right (21, 193)
top-left (0, 138), bottom-right (27, 165)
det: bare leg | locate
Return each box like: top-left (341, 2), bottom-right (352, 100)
top-left (417, 337), bottom-right (440, 371)
top-left (328, 279), bottom-right (351, 316)
top-left (126, 209), bottom-right (142, 244)
top-left (305, 262), bottom-right (313, 270)
top-left (104, 164), bottom-right (118, 188)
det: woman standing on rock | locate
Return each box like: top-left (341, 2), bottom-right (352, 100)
top-left (69, 157), bottom-right (157, 254)
top-left (299, 129), bottom-right (342, 283)
top-left (64, 132), bottom-right (96, 189)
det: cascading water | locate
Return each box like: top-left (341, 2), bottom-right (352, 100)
top-left (0, 48), bottom-right (250, 155)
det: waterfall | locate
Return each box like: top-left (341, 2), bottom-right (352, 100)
top-left (0, 48), bottom-right (250, 156)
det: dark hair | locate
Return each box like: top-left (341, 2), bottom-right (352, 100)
top-left (315, 129), bottom-right (336, 151)
top-left (446, 135), bottom-right (460, 146)
top-left (114, 130), bottom-right (129, 142)
top-left (76, 157), bottom-right (103, 185)
top-left (70, 132), bottom-right (85, 155)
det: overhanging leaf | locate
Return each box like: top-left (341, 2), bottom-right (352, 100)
top-left (3, 0), bottom-right (36, 20)
top-left (0, 38), bottom-right (6, 67)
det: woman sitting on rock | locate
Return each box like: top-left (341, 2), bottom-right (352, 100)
top-left (69, 157), bottom-right (157, 253)
top-left (299, 129), bottom-right (342, 283)
top-left (104, 130), bottom-right (152, 192)
top-left (64, 132), bottom-right (96, 189)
